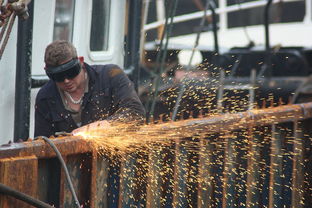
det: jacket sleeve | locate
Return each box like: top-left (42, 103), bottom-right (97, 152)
top-left (106, 67), bottom-right (145, 124)
top-left (34, 97), bottom-right (54, 138)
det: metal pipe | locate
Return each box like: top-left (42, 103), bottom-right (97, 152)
top-left (124, 0), bottom-right (142, 92)
top-left (258, 0), bottom-right (273, 78)
top-left (14, 0), bottom-right (34, 142)
top-left (31, 76), bottom-right (49, 88)
top-left (148, 0), bottom-right (179, 121)
top-left (264, 0), bottom-right (272, 53)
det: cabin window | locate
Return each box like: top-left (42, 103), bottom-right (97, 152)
top-left (227, 0), bottom-right (305, 28)
top-left (145, 0), bottom-right (219, 41)
top-left (53, 0), bottom-right (75, 42)
top-left (227, 0), bottom-right (257, 6)
top-left (90, 0), bottom-right (111, 51)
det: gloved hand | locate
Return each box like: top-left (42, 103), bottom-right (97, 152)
top-left (72, 120), bottom-right (111, 136)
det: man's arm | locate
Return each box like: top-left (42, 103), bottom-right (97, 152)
top-left (107, 67), bottom-right (145, 123)
top-left (72, 67), bottom-right (145, 135)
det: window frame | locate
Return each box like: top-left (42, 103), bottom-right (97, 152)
top-left (87, 0), bottom-right (114, 62)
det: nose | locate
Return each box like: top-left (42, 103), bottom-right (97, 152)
top-left (63, 78), bottom-right (70, 83)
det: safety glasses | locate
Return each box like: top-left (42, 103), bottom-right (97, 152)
top-left (45, 58), bottom-right (81, 82)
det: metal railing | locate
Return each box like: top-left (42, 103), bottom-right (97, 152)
top-left (0, 102), bottom-right (311, 207)
top-left (143, 0), bottom-right (304, 32)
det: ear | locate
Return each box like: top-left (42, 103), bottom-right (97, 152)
top-left (78, 56), bottom-right (84, 63)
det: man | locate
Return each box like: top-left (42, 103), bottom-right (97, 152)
top-left (35, 40), bottom-right (145, 137)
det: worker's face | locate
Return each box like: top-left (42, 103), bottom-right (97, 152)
top-left (55, 58), bottom-right (86, 93)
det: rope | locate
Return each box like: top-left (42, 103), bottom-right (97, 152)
top-left (0, 15), bottom-right (9, 41)
top-left (148, 0), bottom-right (179, 121)
top-left (0, 0), bottom-right (30, 60)
top-left (171, 0), bottom-right (210, 121)
top-left (0, 12), bottom-right (16, 60)
top-left (146, 1), bottom-right (172, 120)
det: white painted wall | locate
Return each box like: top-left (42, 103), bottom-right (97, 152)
top-left (0, 24), bottom-right (18, 144)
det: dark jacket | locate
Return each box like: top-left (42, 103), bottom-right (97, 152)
top-left (34, 63), bottom-right (145, 137)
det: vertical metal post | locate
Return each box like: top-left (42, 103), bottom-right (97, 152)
top-left (118, 154), bottom-right (136, 207)
top-left (209, 0), bottom-right (219, 54)
top-left (146, 146), bottom-right (163, 207)
top-left (248, 69), bottom-right (256, 110)
top-left (125, 0), bottom-right (142, 91)
top-left (173, 138), bottom-right (189, 207)
top-left (219, 0), bottom-right (227, 31)
top-left (222, 135), bottom-right (236, 208)
top-left (14, 0), bottom-right (34, 141)
top-left (246, 127), bottom-right (261, 208)
top-left (291, 121), bottom-right (304, 208)
top-left (304, 0), bottom-right (312, 23)
top-left (269, 124), bottom-right (283, 208)
top-left (217, 69), bottom-right (225, 113)
top-left (198, 136), bottom-right (214, 208)
top-left (93, 153), bottom-right (108, 207)
top-left (119, 152), bottom-right (147, 207)
top-left (107, 156), bottom-right (120, 208)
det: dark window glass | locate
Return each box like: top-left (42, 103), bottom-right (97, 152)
top-left (227, 0), bottom-right (258, 6)
top-left (90, 0), bottom-right (110, 51)
top-left (145, 0), bottom-right (219, 41)
top-left (53, 0), bottom-right (75, 42)
top-left (228, 1), bottom-right (305, 28)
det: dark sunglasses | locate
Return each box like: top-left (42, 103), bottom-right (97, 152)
top-left (45, 58), bottom-right (81, 82)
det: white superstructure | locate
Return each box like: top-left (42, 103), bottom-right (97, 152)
top-left (144, 0), bottom-right (312, 51)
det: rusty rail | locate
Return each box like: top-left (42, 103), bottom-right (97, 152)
top-left (0, 102), bottom-right (311, 207)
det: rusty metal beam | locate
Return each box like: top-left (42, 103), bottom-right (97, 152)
top-left (1, 102), bottom-right (312, 160)
top-left (0, 137), bottom-right (93, 159)
top-left (139, 102), bottom-right (312, 138)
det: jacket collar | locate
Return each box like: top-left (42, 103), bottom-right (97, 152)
top-left (84, 63), bottom-right (98, 86)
